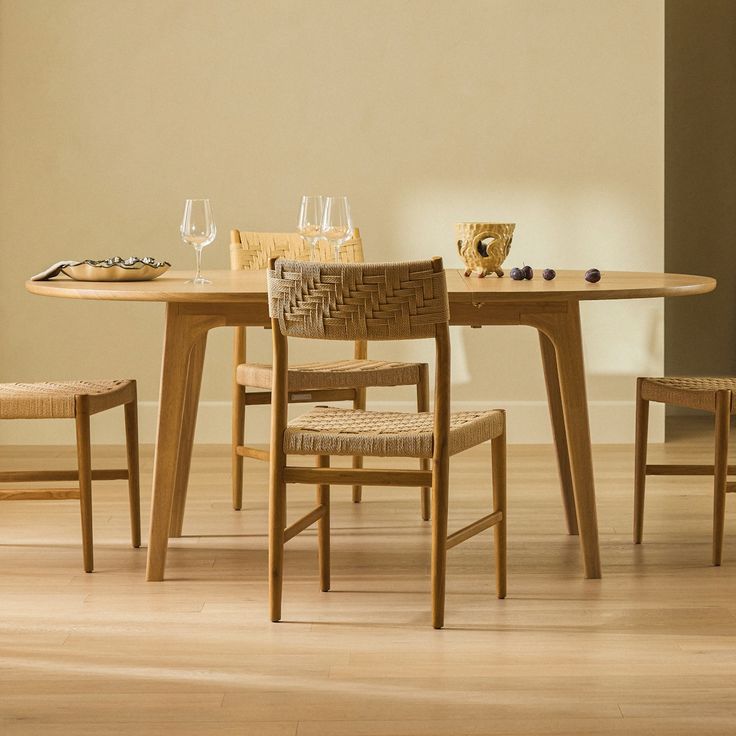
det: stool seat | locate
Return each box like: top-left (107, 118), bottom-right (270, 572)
top-left (0, 379), bottom-right (134, 419)
top-left (640, 376), bottom-right (736, 413)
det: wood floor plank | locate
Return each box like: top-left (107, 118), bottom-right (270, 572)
top-left (0, 724), bottom-right (296, 736)
top-left (295, 717), bottom-right (736, 736)
top-left (0, 422), bottom-right (735, 732)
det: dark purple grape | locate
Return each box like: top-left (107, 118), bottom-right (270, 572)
top-left (510, 267), bottom-right (524, 281)
top-left (522, 265), bottom-right (533, 280)
top-left (543, 268), bottom-right (556, 281)
top-left (584, 268), bottom-right (601, 283)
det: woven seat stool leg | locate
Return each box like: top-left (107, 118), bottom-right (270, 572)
top-left (232, 327), bottom-right (246, 511)
top-left (713, 389), bottom-right (730, 565)
top-left (75, 396), bottom-right (94, 572)
top-left (633, 377), bottom-right (650, 544)
top-left (124, 396), bottom-right (142, 549)
top-left (492, 426), bottom-right (507, 599)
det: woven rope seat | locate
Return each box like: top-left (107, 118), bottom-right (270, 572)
top-left (237, 359), bottom-right (422, 391)
top-left (284, 406), bottom-right (505, 458)
top-left (640, 376), bottom-right (736, 412)
top-left (0, 380), bottom-right (133, 419)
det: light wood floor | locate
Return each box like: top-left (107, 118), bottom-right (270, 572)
top-left (1, 420), bottom-right (736, 734)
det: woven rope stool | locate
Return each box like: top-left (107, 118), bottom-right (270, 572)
top-left (266, 256), bottom-right (506, 629)
top-left (634, 376), bottom-right (736, 565)
top-left (228, 228), bottom-right (431, 521)
top-left (0, 379), bottom-right (141, 572)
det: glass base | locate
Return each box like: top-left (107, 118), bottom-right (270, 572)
top-left (186, 275), bottom-right (211, 285)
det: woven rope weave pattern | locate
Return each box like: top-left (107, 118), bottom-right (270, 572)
top-left (0, 380), bottom-right (132, 419)
top-left (268, 259), bottom-right (449, 341)
top-left (641, 376), bottom-right (736, 412)
top-left (231, 231), bottom-right (364, 271)
top-left (644, 377), bottom-right (736, 392)
top-left (284, 406), bottom-right (504, 458)
top-left (237, 359), bottom-right (422, 390)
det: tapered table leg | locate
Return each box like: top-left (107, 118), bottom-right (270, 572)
top-left (538, 331), bottom-right (579, 536)
top-left (169, 334), bottom-right (207, 538)
top-left (543, 303), bottom-right (601, 579)
top-left (146, 304), bottom-right (210, 582)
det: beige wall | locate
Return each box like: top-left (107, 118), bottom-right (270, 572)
top-left (0, 0), bottom-right (664, 444)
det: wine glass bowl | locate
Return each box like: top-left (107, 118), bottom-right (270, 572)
top-left (180, 198), bottom-right (216, 285)
top-left (321, 196), bottom-right (353, 261)
top-left (297, 195), bottom-right (325, 259)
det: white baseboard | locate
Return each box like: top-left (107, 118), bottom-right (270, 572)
top-left (0, 399), bottom-right (664, 445)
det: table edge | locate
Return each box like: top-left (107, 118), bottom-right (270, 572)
top-left (24, 271), bottom-right (718, 303)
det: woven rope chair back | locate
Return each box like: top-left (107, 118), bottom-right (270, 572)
top-left (267, 257), bottom-right (449, 341)
top-left (230, 229), bottom-right (364, 271)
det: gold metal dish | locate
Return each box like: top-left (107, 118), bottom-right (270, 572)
top-left (61, 258), bottom-right (171, 282)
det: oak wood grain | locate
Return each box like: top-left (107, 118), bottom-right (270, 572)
top-left (26, 269), bottom-right (716, 303)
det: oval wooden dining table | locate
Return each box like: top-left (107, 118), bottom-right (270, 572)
top-left (26, 269), bottom-right (716, 582)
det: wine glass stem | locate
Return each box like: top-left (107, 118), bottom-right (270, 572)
top-left (195, 246), bottom-right (203, 280)
top-left (333, 243), bottom-right (340, 262)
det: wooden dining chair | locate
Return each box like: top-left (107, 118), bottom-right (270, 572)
top-left (0, 379), bottom-right (141, 572)
top-left (230, 228), bottom-right (431, 519)
top-left (634, 376), bottom-right (735, 565)
top-left (266, 256), bottom-right (507, 628)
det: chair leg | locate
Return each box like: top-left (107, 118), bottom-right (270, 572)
top-left (317, 455), bottom-right (331, 592)
top-left (492, 425), bottom-right (507, 600)
top-left (75, 399), bottom-right (94, 573)
top-left (633, 378), bottom-right (650, 544)
top-left (232, 384), bottom-right (246, 511)
top-left (431, 457), bottom-right (450, 629)
top-left (124, 398), bottom-right (142, 549)
top-left (713, 389), bottom-right (730, 566)
top-left (269, 466), bottom-right (286, 623)
top-left (417, 365), bottom-right (431, 521)
top-left (351, 388), bottom-right (366, 503)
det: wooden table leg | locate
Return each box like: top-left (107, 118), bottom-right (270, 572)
top-left (538, 331), bottom-right (579, 536)
top-left (539, 303), bottom-right (601, 579)
top-left (146, 304), bottom-right (214, 582)
top-left (169, 334), bottom-right (207, 538)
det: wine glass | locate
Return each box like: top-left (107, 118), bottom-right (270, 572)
top-left (297, 195), bottom-right (324, 260)
top-left (321, 196), bottom-right (353, 262)
top-left (180, 198), bottom-right (216, 285)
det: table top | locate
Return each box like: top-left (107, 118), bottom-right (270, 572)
top-left (26, 269), bottom-right (716, 304)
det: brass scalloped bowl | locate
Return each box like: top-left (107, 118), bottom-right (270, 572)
top-left (62, 258), bottom-right (171, 282)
